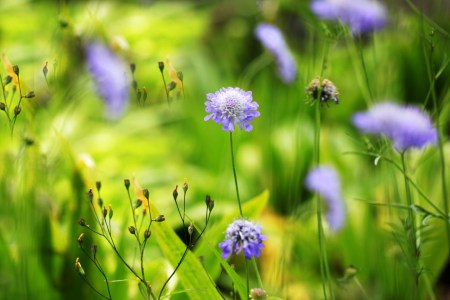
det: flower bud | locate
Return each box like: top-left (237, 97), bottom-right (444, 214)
top-left (96, 181), bottom-right (102, 192)
top-left (132, 80), bottom-right (138, 91)
top-left (43, 61), bottom-right (48, 79)
top-left (144, 229), bottom-right (152, 240)
top-left (102, 206), bottom-right (107, 219)
top-left (167, 81), bottom-right (176, 92)
top-left (78, 218), bottom-right (87, 227)
top-left (3, 75), bottom-right (12, 86)
top-left (183, 178), bottom-right (188, 193)
top-left (177, 71), bottom-right (183, 82)
top-left (14, 106), bottom-right (21, 116)
top-left (130, 63), bottom-right (136, 74)
top-left (250, 288), bottom-right (267, 300)
top-left (155, 215), bottom-right (165, 222)
top-left (91, 244), bottom-right (97, 260)
top-left (75, 258), bottom-right (85, 276)
top-left (108, 204), bottom-right (113, 219)
top-left (188, 223), bottom-right (194, 236)
top-left (133, 199), bottom-right (143, 209)
top-left (143, 188), bottom-right (149, 200)
top-left (97, 197), bottom-right (103, 208)
top-left (0, 102), bottom-right (5, 111)
top-left (77, 233), bottom-right (85, 247)
top-left (137, 88), bottom-right (142, 102)
top-left (128, 226), bottom-right (136, 235)
top-left (12, 65), bottom-right (19, 76)
top-left (158, 61), bottom-right (164, 72)
top-left (173, 185), bottom-right (178, 201)
top-left (24, 91), bottom-right (35, 98)
top-left (142, 87), bottom-right (148, 103)
top-left (87, 189), bottom-right (94, 203)
top-left (124, 179), bottom-right (130, 190)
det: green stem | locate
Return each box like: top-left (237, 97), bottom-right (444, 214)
top-left (229, 132), bottom-right (244, 218)
top-left (357, 38), bottom-right (373, 103)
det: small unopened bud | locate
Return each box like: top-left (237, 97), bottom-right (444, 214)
top-left (173, 185), bottom-right (178, 201)
top-left (102, 206), bottom-right (107, 219)
top-left (77, 233), bottom-right (85, 247)
top-left (78, 218), bottom-right (87, 227)
top-left (183, 178), bottom-right (188, 193)
top-left (108, 204), bottom-right (113, 219)
top-left (209, 200), bottom-right (215, 212)
top-left (91, 244), bottom-right (97, 259)
top-left (14, 106), bottom-right (21, 116)
top-left (188, 223), bottom-right (194, 236)
top-left (130, 63), bottom-right (136, 74)
top-left (124, 179), bottom-right (130, 190)
top-left (87, 189), bottom-right (93, 203)
top-left (97, 197), bottom-right (103, 208)
top-left (205, 195), bottom-right (211, 207)
top-left (250, 288), bottom-right (267, 300)
top-left (177, 71), bottom-right (183, 82)
top-left (133, 199), bottom-right (143, 209)
top-left (43, 61), bottom-right (48, 78)
top-left (142, 87), bottom-right (148, 103)
top-left (167, 81), bottom-right (176, 92)
top-left (12, 65), bottom-right (19, 76)
top-left (143, 188), bottom-right (149, 200)
top-left (24, 91), bottom-right (35, 98)
top-left (158, 61), bottom-right (164, 72)
top-left (144, 229), bottom-right (152, 240)
top-left (3, 75), bottom-right (12, 86)
top-left (96, 181), bottom-right (102, 192)
top-left (75, 258), bottom-right (85, 276)
top-left (128, 226), bottom-right (136, 235)
top-left (155, 215), bottom-right (165, 222)
top-left (137, 88), bottom-right (142, 102)
top-left (0, 102), bottom-right (5, 111)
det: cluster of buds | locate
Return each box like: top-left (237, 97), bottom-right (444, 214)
top-left (130, 63), bottom-right (148, 104)
top-left (306, 78), bottom-right (339, 105)
top-left (158, 60), bottom-right (184, 104)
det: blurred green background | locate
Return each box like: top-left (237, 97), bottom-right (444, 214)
top-left (1, 0), bottom-right (450, 299)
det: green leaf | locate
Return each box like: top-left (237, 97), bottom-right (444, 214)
top-left (150, 202), bottom-right (222, 300)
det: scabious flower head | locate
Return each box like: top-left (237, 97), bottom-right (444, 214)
top-left (86, 41), bottom-right (130, 120)
top-left (205, 87), bottom-right (260, 132)
top-left (352, 102), bottom-right (438, 151)
top-left (311, 0), bottom-right (388, 35)
top-left (255, 23), bottom-right (297, 83)
top-left (219, 219), bottom-right (266, 260)
top-left (305, 166), bottom-right (345, 231)
top-left (306, 78), bottom-right (339, 104)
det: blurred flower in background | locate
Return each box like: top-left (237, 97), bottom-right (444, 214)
top-left (219, 218), bottom-right (267, 259)
top-left (310, 0), bottom-right (388, 35)
top-left (86, 41), bottom-right (130, 120)
top-left (305, 166), bottom-right (346, 231)
top-left (352, 102), bottom-right (438, 151)
top-left (254, 23), bottom-right (297, 84)
top-left (205, 87), bottom-right (260, 132)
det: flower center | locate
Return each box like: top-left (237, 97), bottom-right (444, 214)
top-left (219, 92), bottom-right (244, 118)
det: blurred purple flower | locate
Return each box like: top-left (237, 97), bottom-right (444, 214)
top-left (310, 0), bottom-right (388, 35)
top-left (86, 41), bottom-right (129, 119)
top-left (205, 87), bottom-right (260, 132)
top-left (305, 166), bottom-right (345, 231)
top-left (352, 102), bottom-right (438, 151)
top-left (219, 219), bottom-right (266, 260)
top-left (255, 23), bottom-right (297, 83)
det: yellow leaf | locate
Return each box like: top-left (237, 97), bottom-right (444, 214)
top-left (166, 59), bottom-right (182, 91)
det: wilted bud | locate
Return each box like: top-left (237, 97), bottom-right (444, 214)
top-left (124, 179), bottom-right (130, 190)
top-left (97, 197), bottom-right (103, 208)
top-left (108, 204), bottom-right (113, 219)
top-left (188, 223), bottom-right (194, 236)
top-left (91, 244), bottom-right (97, 259)
top-left (14, 106), bottom-right (21, 116)
top-left (87, 189), bottom-right (94, 203)
top-left (130, 63), bottom-right (136, 74)
top-left (102, 206), bottom-right (108, 219)
top-left (133, 199), bottom-right (143, 209)
top-left (24, 91), bottom-right (35, 98)
top-left (75, 258), bottom-right (85, 276)
top-left (173, 185), bottom-right (178, 201)
top-left (96, 181), bottom-right (102, 192)
top-left (167, 81), bottom-right (176, 92)
top-left (155, 215), bottom-right (165, 222)
top-left (3, 75), bottom-right (12, 86)
top-left (158, 61), bottom-right (164, 72)
top-left (144, 229), bottom-right (152, 240)
top-left (78, 218), bottom-right (87, 227)
top-left (0, 102), bottom-right (5, 111)
top-left (250, 288), bottom-right (267, 300)
top-left (142, 87), bottom-right (148, 103)
top-left (43, 61), bottom-right (48, 79)
top-left (77, 233), bottom-right (85, 247)
top-left (177, 71), bottom-right (183, 82)
top-left (143, 188), bottom-right (149, 200)
top-left (12, 65), bottom-right (19, 76)
top-left (183, 178), bottom-right (188, 193)
top-left (128, 226), bottom-right (136, 235)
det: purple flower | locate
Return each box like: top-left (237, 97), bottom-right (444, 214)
top-left (86, 41), bottom-right (129, 119)
top-left (255, 23), bottom-right (297, 83)
top-left (219, 219), bottom-right (266, 260)
top-left (205, 87), bottom-right (260, 132)
top-left (305, 166), bottom-right (345, 231)
top-left (311, 0), bottom-right (388, 35)
top-left (352, 102), bottom-right (438, 151)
